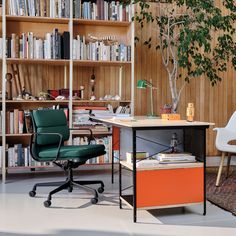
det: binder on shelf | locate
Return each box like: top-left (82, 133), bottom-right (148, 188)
top-left (126, 152), bottom-right (149, 164)
top-left (61, 31), bottom-right (70, 59)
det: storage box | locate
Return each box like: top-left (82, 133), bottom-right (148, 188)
top-left (161, 113), bottom-right (181, 120)
top-left (136, 166), bottom-right (204, 208)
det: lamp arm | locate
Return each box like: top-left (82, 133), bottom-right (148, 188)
top-left (144, 81), bottom-right (157, 89)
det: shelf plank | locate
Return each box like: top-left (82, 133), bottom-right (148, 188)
top-left (2, 131), bottom-right (112, 137)
top-left (5, 134), bottom-right (31, 137)
top-left (4, 100), bottom-right (69, 103)
top-left (72, 100), bottom-right (131, 103)
top-left (120, 161), bottom-right (204, 171)
top-left (6, 58), bottom-right (69, 65)
top-left (6, 15), bottom-right (70, 24)
top-left (5, 15), bottom-right (131, 26)
top-left (73, 18), bottom-right (131, 27)
top-left (4, 59), bottom-right (131, 67)
top-left (2, 100), bottom-right (130, 104)
top-left (73, 60), bottom-right (131, 67)
top-left (71, 131), bottom-right (112, 136)
top-left (6, 162), bottom-right (114, 170)
top-left (120, 195), bottom-right (202, 210)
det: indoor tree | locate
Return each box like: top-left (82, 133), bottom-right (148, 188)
top-left (124, 0), bottom-right (236, 112)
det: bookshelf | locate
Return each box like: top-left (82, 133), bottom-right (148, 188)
top-left (1, 0), bottom-right (134, 182)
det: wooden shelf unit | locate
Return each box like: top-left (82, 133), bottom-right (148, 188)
top-left (0, 2), bottom-right (135, 182)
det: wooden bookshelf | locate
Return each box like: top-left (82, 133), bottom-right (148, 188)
top-left (1, 1), bottom-right (135, 181)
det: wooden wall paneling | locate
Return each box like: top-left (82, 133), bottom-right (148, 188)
top-left (134, 18), bottom-right (142, 115)
top-left (98, 67), bottom-right (105, 99)
top-left (134, 3), bottom-right (236, 156)
top-left (125, 66), bottom-right (131, 101)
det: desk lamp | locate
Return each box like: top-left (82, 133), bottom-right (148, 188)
top-left (137, 79), bottom-right (157, 118)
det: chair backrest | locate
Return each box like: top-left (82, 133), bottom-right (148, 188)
top-left (214, 111), bottom-right (236, 151)
top-left (32, 109), bottom-right (70, 146)
top-left (225, 111), bottom-right (236, 130)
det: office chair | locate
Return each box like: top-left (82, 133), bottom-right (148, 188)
top-left (29, 109), bottom-right (106, 207)
top-left (214, 111), bottom-right (236, 186)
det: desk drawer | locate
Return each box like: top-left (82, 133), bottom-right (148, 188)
top-left (136, 167), bottom-right (204, 208)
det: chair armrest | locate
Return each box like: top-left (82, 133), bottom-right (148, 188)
top-left (70, 128), bottom-right (94, 144)
top-left (30, 132), bottom-right (63, 162)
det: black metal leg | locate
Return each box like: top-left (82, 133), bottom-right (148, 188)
top-left (203, 129), bottom-right (206, 216)
top-left (73, 180), bottom-right (104, 187)
top-left (133, 129), bottom-right (137, 223)
top-left (112, 148), bottom-right (114, 184)
top-left (32, 181), bottom-right (65, 191)
top-left (47, 182), bottom-right (70, 200)
top-left (119, 163), bottom-right (122, 209)
top-left (72, 182), bottom-right (98, 198)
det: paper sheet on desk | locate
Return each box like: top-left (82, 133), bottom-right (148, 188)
top-left (136, 160), bottom-right (159, 168)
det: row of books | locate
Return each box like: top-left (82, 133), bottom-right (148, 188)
top-left (0, 136), bottom-right (114, 167)
top-left (4, 30), bottom-right (70, 59)
top-left (3, 108), bottom-right (69, 135)
top-left (72, 36), bottom-right (131, 61)
top-left (75, 0), bottom-right (131, 21)
top-left (2, 144), bottom-right (54, 167)
top-left (72, 136), bottom-right (113, 164)
top-left (8, 0), bottom-right (131, 21)
top-left (2, 32), bottom-right (131, 61)
top-left (5, 110), bottom-right (25, 134)
top-left (8, 0), bottom-right (71, 18)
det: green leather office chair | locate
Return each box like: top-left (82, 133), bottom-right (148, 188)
top-left (29, 109), bottom-right (106, 207)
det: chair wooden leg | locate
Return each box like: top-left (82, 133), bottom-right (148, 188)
top-left (216, 152), bottom-right (226, 187)
top-left (226, 153), bottom-right (231, 179)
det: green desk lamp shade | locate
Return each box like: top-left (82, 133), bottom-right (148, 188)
top-left (136, 79), bottom-right (157, 118)
top-left (137, 80), bottom-right (147, 89)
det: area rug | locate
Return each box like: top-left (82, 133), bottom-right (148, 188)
top-left (206, 168), bottom-right (236, 215)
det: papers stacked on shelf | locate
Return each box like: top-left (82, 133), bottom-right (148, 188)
top-left (156, 152), bottom-right (196, 163)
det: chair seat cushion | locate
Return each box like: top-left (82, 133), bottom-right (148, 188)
top-left (38, 144), bottom-right (106, 162)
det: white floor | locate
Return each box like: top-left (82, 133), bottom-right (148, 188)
top-left (0, 169), bottom-right (236, 236)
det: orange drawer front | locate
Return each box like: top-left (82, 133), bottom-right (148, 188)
top-left (136, 167), bottom-right (204, 208)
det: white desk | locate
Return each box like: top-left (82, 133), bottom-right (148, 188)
top-left (95, 117), bottom-right (214, 222)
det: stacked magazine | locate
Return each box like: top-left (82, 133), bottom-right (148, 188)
top-left (156, 152), bottom-right (196, 164)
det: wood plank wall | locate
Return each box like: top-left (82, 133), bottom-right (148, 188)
top-left (134, 2), bottom-right (236, 156)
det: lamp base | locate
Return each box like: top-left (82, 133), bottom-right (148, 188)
top-left (147, 114), bottom-right (158, 119)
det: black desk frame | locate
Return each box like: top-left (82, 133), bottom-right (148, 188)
top-left (111, 125), bottom-right (209, 223)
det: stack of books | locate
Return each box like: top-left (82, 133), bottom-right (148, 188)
top-left (156, 152), bottom-right (196, 164)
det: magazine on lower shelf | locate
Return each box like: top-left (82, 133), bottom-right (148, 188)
top-left (156, 152), bottom-right (196, 163)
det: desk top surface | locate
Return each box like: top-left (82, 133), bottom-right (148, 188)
top-left (95, 116), bottom-right (214, 128)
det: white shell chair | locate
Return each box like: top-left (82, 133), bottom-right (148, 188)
top-left (214, 111), bottom-right (236, 186)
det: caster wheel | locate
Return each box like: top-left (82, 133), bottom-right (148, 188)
top-left (29, 191), bottom-right (36, 197)
top-left (68, 187), bottom-right (73, 192)
top-left (98, 186), bottom-right (104, 194)
top-left (91, 198), bottom-right (98, 204)
top-left (44, 200), bottom-right (51, 208)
